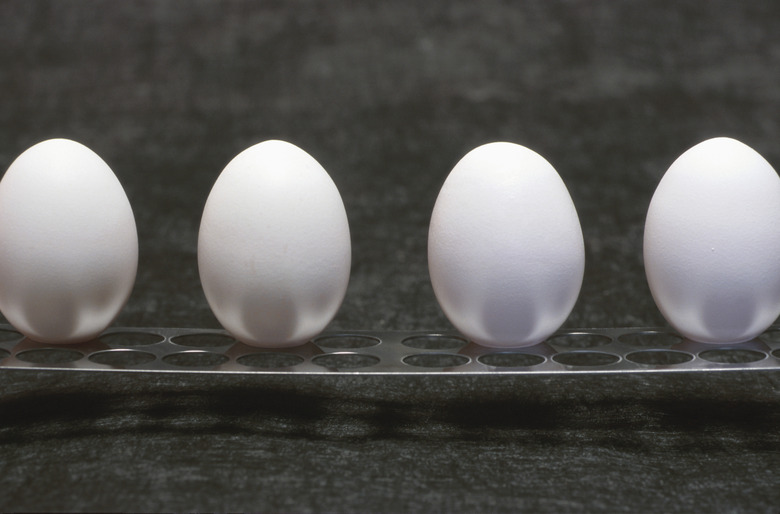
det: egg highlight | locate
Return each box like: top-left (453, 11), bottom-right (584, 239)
top-left (428, 142), bottom-right (585, 348)
top-left (644, 137), bottom-right (780, 343)
top-left (198, 140), bottom-right (351, 348)
top-left (0, 138), bottom-right (138, 344)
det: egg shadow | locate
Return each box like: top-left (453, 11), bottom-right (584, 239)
top-left (6, 270), bottom-right (130, 344)
top-left (10, 288), bottom-right (79, 343)
top-left (237, 291), bottom-right (301, 346)
top-left (477, 284), bottom-right (539, 346)
top-left (695, 287), bottom-right (762, 343)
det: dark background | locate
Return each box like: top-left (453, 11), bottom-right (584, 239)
top-left (1, 1), bottom-right (779, 511)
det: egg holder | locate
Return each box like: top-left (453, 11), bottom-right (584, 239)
top-left (0, 323), bottom-right (779, 375)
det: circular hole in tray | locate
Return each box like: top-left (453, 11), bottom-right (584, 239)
top-left (618, 331), bottom-right (682, 348)
top-left (626, 350), bottom-right (693, 366)
top-left (403, 353), bottom-right (470, 368)
top-left (698, 348), bottom-right (766, 364)
top-left (0, 329), bottom-right (22, 342)
top-left (89, 350), bottom-right (156, 368)
top-left (315, 335), bottom-right (380, 349)
top-left (401, 335), bottom-right (467, 350)
top-left (16, 348), bottom-right (84, 364)
top-left (311, 353), bottom-right (380, 370)
top-left (238, 352), bottom-right (305, 369)
top-left (162, 351), bottom-right (230, 368)
top-left (171, 333), bottom-right (237, 348)
top-left (99, 332), bottom-right (164, 347)
top-left (478, 352), bottom-right (545, 368)
top-left (772, 349), bottom-right (780, 359)
top-left (0, 348), bottom-right (9, 360)
top-left (546, 333), bottom-right (612, 348)
top-left (553, 351), bottom-right (620, 367)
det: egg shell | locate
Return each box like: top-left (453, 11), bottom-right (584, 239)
top-left (428, 142), bottom-right (585, 348)
top-left (0, 139), bottom-right (138, 344)
top-left (198, 140), bottom-right (351, 348)
top-left (644, 137), bottom-right (780, 344)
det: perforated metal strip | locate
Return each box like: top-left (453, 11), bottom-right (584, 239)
top-left (1, 324), bottom-right (779, 375)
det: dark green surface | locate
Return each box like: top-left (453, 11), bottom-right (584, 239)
top-left (1, 1), bottom-right (779, 511)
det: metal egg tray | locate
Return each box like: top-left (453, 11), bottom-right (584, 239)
top-left (1, 324), bottom-right (779, 375)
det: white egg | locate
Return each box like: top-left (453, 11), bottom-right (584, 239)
top-left (198, 140), bottom-right (351, 348)
top-left (644, 137), bottom-right (780, 344)
top-left (0, 139), bottom-right (138, 344)
top-left (428, 142), bottom-right (585, 348)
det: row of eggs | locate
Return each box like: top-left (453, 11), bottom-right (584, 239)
top-left (0, 137), bottom-right (778, 348)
